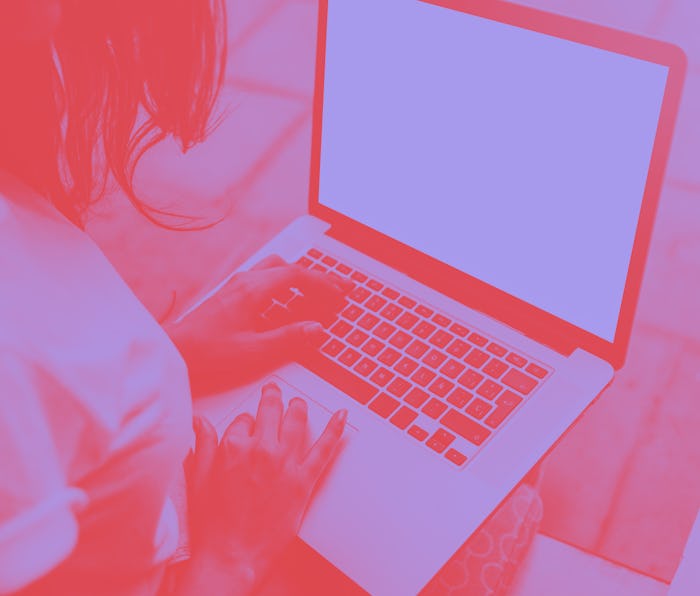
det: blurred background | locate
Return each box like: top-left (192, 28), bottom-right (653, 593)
top-left (86, 0), bottom-right (700, 590)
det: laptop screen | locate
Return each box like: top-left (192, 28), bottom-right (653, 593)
top-left (317, 0), bottom-right (669, 342)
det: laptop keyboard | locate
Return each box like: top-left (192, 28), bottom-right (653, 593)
top-left (262, 248), bottom-right (552, 468)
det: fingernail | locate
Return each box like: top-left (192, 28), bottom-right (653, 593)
top-left (262, 381), bottom-right (279, 392)
top-left (193, 416), bottom-right (202, 434)
top-left (337, 409), bottom-right (348, 424)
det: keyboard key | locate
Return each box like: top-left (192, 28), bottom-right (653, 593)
top-left (458, 369), bottom-right (484, 390)
top-left (445, 448), bottom-right (467, 466)
top-left (354, 358), bottom-right (378, 377)
top-left (347, 329), bottom-right (369, 347)
top-left (483, 358), bottom-right (508, 379)
top-left (339, 348), bottom-right (361, 366)
top-left (465, 349), bottom-right (489, 368)
top-left (380, 303), bottom-right (403, 321)
top-left (502, 369), bottom-right (538, 395)
top-left (428, 377), bottom-right (455, 398)
top-left (526, 363), bottom-right (548, 378)
top-left (415, 305), bottom-right (434, 318)
top-left (366, 295), bottom-right (388, 312)
top-left (422, 398), bottom-right (448, 419)
top-left (408, 425), bottom-right (429, 441)
top-left (415, 321), bottom-right (437, 339)
top-left (336, 263), bottom-right (352, 275)
top-left (370, 367), bottom-right (394, 387)
top-left (378, 348), bottom-right (401, 367)
top-left (349, 286), bottom-right (371, 303)
top-left (308, 248), bottom-right (322, 259)
top-left (297, 256), bottom-right (313, 268)
top-left (477, 380), bottom-right (503, 400)
top-left (446, 339), bottom-right (470, 358)
top-left (358, 313), bottom-right (380, 330)
top-left (395, 357), bottom-right (419, 376)
top-left (468, 333), bottom-right (488, 347)
top-left (396, 312), bottom-right (419, 330)
top-left (387, 377), bottom-right (411, 397)
top-left (406, 340), bottom-right (429, 358)
top-left (485, 407), bottom-right (510, 429)
top-left (466, 398), bottom-right (491, 420)
top-left (389, 406), bottom-right (418, 429)
top-left (298, 350), bottom-right (378, 405)
top-left (427, 429), bottom-right (455, 453)
top-left (351, 271), bottom-right (368, 283)
top-left (369, 393), bottom-right (400, 418)
top-left (381, 287), bottom-right (400, 300)
top-left (341, 304), bottom-right (363, 322)
top-left (373, 322), bottom-right (396, 340)
top-left (312, 264), bottom-right (328, 273)
top-left (398, 296), bottom-right (417, 309)
top-left (432, 314), bottom-right (451, 327)
top-left (449, 323), bottom-right (469, 337)
top-left (412, 367), bottom-right (437, 387)
top-left (429, 330), bottom-right (453, 349)
top-left (487, 343), bottom-right (507, 357)
top-left (441, 409), bottom-right (492, 446)
top-left (322, 339), bottom-right (345, 357)
top-left (423, 349), bottom-right (447, 369)
top-left (446, 387), bottom-right (471, 408)
top-left (362, 338), bottom-right (385, 356)
top-left (367, 279), bottom-right (383, 291)
top-left (497, 390), bottom-right (523, 411)
top-left (440, 359), bottom-right (466, 379)
top-left (330, 320), bottom-right (353, 338)
top-left (322, 255), bottom-right (337, 267)
top-left (405, 387), bottom-right (430, 407)
top-left (389, 331), bottom-right (412, 349)
top-left (506, 352), bottom-right (527, 368)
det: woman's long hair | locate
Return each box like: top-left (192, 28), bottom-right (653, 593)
top-left (0, 0), bottom-right (227, 227)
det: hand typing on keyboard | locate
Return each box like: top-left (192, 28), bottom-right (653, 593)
top-left (165, 254), bottom-right (353, 396)
top-left (294, 248), bottom-right (552, 468)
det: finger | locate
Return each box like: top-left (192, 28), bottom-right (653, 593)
top-left (252, 320), bottom-right (326, 357)
top-left (254, 382), bottom-right (284, 445)
top-left (189, 416), bottom-right (218, 498)
top-left (302, 409), bottom-right (348, 483)
top-left (279, 397), bottom-right (309, 456)
top-left (251, 254), bottom-right (287, 271)
top-left (222, 412), bottom-right (255, 441)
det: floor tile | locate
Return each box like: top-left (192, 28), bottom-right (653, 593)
top-left (515, 0), bottom-right (664, 33)
top-left (229, 1), bottom-right (318, 98)
top-left (596, 341), bottom-right (700, 580)
top-left (538, 326), bottom-right (684, 549)
top-left (652, 0), bottom-right (700, 68)
top-left (664, 70), bottom-right (700, 187)
top-left (511, 534), bottom-right (668, 596)
top-left (636, 184), bottom-right (700, 341)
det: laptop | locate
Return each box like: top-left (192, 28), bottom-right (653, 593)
top-left (187, 1), bottom-right (686, 593)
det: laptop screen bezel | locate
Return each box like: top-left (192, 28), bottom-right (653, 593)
top-left (308, 0), bottom-right (686, 369)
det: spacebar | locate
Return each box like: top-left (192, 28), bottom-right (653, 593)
top-left (297, 350), bottom-right (379, 405)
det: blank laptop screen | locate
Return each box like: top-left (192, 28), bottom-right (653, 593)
top-left (317, 0), bottom-right (668, 342)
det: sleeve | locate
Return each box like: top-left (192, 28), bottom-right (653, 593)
top-left (0, 353), bottom-right (88, 594)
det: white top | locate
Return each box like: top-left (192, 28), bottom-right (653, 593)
top-left (0, 173), bottom-right (193, 595)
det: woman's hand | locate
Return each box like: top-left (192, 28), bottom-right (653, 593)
top-left (166, 255), bottom-right (352, 396)
top-left (180, 383), bottom-right (348, 595)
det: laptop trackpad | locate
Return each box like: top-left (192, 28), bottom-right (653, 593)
top-left (213, 375), bottom-right (358, 448)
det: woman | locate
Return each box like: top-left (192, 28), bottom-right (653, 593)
top-left (0, 1), bottom-right (349, 594)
